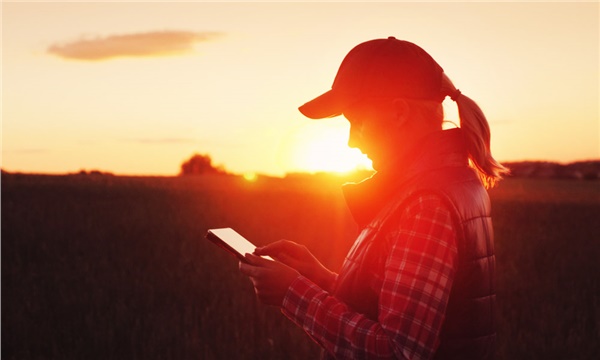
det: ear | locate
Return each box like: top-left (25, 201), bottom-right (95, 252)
top-left (391, 98), bottom-right (410, 127)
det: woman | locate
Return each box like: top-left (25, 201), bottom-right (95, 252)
top-left (240, 37), bottom-right (508, 359)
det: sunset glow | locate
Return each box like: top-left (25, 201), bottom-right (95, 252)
top-left (288, 122), bottom-right (372, 174)
top-left (3, 2), bottom-right (598, 176)
top-left (243, 172), bottom-right (258, 182)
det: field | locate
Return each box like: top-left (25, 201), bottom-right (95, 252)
top-left (2, 173), bottom-right (599, 359)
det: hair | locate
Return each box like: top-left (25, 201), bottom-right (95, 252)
top-left (440, 74), bottom-right (509, 188)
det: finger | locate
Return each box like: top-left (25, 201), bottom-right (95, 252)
top-left (239, 261), bottom-right (262, 277)
top-left (239, 261), bottom-right (251, 276)
top-left (244, 253), bottom-right (276, 267)
top-left (255, 239), bottom-right (299, 256)
top-left (254, 240), bottom-right (286, 255)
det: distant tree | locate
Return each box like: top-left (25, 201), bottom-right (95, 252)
top-left (180, 153), bottom-right (225, 176)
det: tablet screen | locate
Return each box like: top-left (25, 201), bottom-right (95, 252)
top-left (206, 228), bottom-right (273, 262)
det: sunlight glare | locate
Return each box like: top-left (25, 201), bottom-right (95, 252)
top-left (286, 120), bottom-right (373, 173)
top-left (243, 172), bottom-right (258, 182)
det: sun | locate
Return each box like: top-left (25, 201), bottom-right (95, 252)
top-left (284, 120), bottom-right (372, 174)
top-left (243, 172), bottom-right (258, 182)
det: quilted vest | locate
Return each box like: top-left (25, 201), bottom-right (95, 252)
top-left (335, 129), bottom-right (496, 359)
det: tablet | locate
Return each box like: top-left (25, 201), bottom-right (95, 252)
top-left (206, 228), bottom-right (273, 263)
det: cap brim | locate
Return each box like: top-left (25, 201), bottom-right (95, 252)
top-left (298, 90), bottom-right (345, 119)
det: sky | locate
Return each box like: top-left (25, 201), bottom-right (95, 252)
top-left (2, 1), bottom-right (599, 177)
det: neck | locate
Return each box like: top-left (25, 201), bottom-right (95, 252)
top-left (343, 128), bottom-right (468, 227)
top-left (375, 126), bottom-right (439, 173)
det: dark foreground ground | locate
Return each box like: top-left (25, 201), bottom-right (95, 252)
top-left (2, 173), bottom-right (599, 359)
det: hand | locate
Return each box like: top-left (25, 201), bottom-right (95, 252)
top-left (255, 240), bottom-right (336, 292)
top-left (239, 253), bottom-right (300, 307)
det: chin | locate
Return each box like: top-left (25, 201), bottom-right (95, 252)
top-left (369, 160), bottom-right (381, 172)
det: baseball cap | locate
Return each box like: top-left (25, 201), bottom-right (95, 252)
top-left (299, 37), bottom-right (445, 119)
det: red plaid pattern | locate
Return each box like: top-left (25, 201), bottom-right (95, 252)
top-left (282, 194), bottom-right (458, 359)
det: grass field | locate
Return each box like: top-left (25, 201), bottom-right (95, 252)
top-left (2, 173), bottom-right (599, 359)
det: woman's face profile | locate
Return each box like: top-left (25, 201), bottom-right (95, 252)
top-left (343, 99), bottom-right (400, 170)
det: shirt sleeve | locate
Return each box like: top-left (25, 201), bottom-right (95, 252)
top-left (281, 194), bottom-right (458, 360)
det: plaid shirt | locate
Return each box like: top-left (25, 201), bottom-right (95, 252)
top-left (281, 194), bottom-right (458, 359)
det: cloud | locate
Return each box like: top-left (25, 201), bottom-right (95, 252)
top-left (48, 30), bottom-right (221, 61)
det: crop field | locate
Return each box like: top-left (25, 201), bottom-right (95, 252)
top-left (2, 173), bottom-right (599, 359)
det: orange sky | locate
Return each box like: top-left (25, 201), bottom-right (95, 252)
top-left (2, 1), bottom-right (599, 176)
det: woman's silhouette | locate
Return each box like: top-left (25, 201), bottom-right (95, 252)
top-left (240, 37), bottom-right (508, 359)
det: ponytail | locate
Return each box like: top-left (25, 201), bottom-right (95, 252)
top-left (441, 74), bottom-right (509, 188)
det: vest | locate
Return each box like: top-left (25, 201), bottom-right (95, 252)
top-left (335, 129), bottom-right (496, 359)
